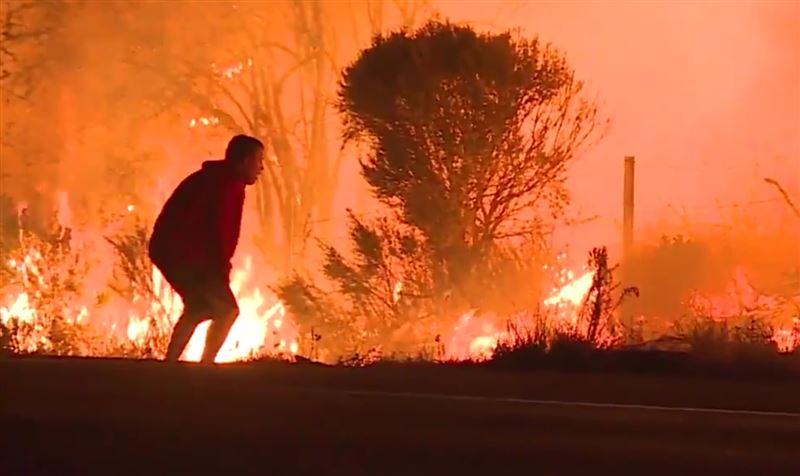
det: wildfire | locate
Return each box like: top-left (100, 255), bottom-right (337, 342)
top-left (2, 198), bottom-right (298, 363)
top-left (688, 266), bottom-right (800, 352)
top-left (2, 198), bottom-right (797, 362)
top-left (124, 255), bottom-right (299, 363)
top-left (443, 261), bottom-right (800, 360)
top-left (1, 250), bottom-right (91, 353)
top-left (444, 310), bottom-right (504, 361)
top-left (1, 292), bottom-right (35, 325)
top-left (444, 268), bottom-right (597, 361)
top-left (773, 318), bottom-right (800, 353)
top-left (543, 270), bottom-right (595, 322)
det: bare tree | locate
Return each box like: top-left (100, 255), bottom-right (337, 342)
top-left (0, 0), bottom-right (77, 204)
top-left (174, 1), bottom-right (341, 273)
top-left (0, 0), bottom-right (67, 96)
top-left (764, 177), bottom-right (800, 220)
top-left (147, 0), bottom-right (433, 273)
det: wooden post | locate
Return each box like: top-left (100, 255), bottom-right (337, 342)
top-left (622, 156), bottom-right (636, 338)
top-left (623, 156), bottom-right (635, 260)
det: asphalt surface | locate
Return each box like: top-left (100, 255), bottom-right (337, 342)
top-left (3, 357), bottom-right (799, 475)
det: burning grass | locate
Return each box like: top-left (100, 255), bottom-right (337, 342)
top-left (1, 205), bottom-right (798, 373)
top-left (1, 205), bottom-right (299, 362)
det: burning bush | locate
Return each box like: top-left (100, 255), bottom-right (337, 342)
top-left (0, 225), bottom-right (125, 356)
top-left (279, 20), bottom-right (603, 360)
top-left (104, 219), bottom-right (179, 358)
top-left (472, 247), bottom-right (636, 363)
top-left (679, 266), bottom-right (800, 354)
top-left (576, 247), bottom-right (639, 344)
top-left (278, 214), bottom-right (440, 360)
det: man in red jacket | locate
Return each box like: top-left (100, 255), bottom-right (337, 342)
top-left (149, 134), bottom-right (265, 363)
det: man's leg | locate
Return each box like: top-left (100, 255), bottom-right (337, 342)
top-left (200, 284), bottom-right (239, 364)
top-left (165, 308), bottom-right (206, 362)
top-left (201, 308), bottom-right (238, 364)
top-left (157, 266), bottom-right (207, 363)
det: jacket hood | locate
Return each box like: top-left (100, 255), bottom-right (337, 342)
top-left (201, 160), bottom-right (243, 182)
top-left (201, 159), bottom-right (230, 171)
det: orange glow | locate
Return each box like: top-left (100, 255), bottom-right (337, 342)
top-left (444, 266), bottom-right (597, 361)
top-left (543, 270), bottom-right (595, 323)
top-left (3, 195), bottom-right (299, 363)
top-left (687, 266), bottom-right (799, 351)
top-left (122, 255), bottom-right (300, 363)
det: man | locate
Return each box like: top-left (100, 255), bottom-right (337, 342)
top-left (149, 134), bottom-right (264, 363)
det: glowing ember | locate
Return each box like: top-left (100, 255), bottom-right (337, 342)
top-left (392, 281), bottom-right (403, 304)
top-left (188, 116), bottom-right (220, 128)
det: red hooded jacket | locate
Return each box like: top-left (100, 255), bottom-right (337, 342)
top-left (148, 160), bottom-right (245, 279)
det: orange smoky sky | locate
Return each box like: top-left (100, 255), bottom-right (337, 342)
top-left (2, 0), bottom-right (797, 263)
top-left (433, 0), bottom-right (800, 256)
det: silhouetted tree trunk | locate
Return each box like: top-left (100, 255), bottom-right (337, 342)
top-left (149, 0), bottom-right (433, 274)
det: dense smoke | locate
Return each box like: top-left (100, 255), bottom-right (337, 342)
top-left (1, 1), bottom-right (797, 357)
top-left (435, 1), bottom-right (800, 254)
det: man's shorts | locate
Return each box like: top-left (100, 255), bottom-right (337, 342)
top-left (158, 266), bottom-right (238, 320)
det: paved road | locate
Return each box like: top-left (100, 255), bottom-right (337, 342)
top-left (3, 357), bottom-right (799, 475)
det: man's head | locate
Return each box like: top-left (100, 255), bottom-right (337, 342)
top-left (225, 134), bottom-right (265, 185)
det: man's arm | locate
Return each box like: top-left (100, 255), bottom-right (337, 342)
top-left (207, 181), bottom-right (245, 278)
top-left (149, 178), bottom-right (194, 268)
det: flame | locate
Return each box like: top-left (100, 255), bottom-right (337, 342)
top-left (444, 268), bottom-right (597, 361)
top-left (445, 260), bottom-right (800, 362)
top-left (688, 266), bottom-right (800, 351)
top-left (392, 281), bottom-right (403, 304)
top-left (444, 310), bottom-right (506, 361)
top-left (1, 292), bottom-right (35, 325)
top-left (124, 257), bottom-right (299, 363)
top-left (688, 267), bottom-right (778, 318)
top-left (2, 201), bottom-right (298, 363)
top-left (1, 245), bottom-right (91, 353)
top-left (543, 270), bottom-right (595, 323)
top-left (188, 116), bottom-right (220, 128)
top-left (2, 197), bottom-right (797, 362)
top-left (772, 318), bottom-right (800, 353)
top-left (0, 292), bottom-right (49, 353)
top-left (220, 62), bottom-right (244, 78)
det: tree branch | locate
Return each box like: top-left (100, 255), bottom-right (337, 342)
top-left (764, 177), bottom-right (800, 220)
